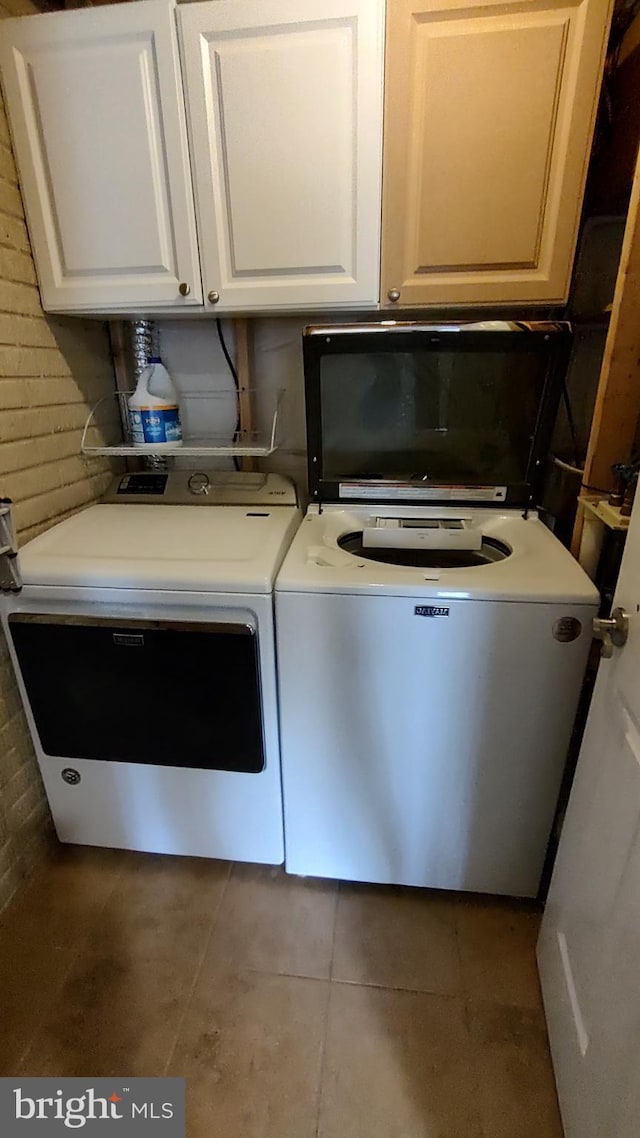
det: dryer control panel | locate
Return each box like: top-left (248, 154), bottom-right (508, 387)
top-left (102, 471), bottom-right (298, 507)
top-left (115, 473), bottom-right (168, 496)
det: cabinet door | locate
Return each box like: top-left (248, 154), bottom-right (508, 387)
top-left (179, 0), bottom-right (384, 312)
top-left (0, 0), bottom-right (202, 311)
top-left (381, 0), bottom-right (612, 308)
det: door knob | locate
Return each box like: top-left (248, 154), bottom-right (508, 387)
top-left (208, 290), bottom-right (220, 304)
top-left (593, 607), bottom-right (629, 659)
top-left (387, 288), bottom-right (400, 302)
top-left (179, 282), bottom-right (190, 296)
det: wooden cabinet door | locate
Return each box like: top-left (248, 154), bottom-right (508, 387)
top-left (0, 0), bottom-right (202, 312)
top-left (381, 0), bottom-right (612, 308)
top-left (178, 0), bottom-right (384, 312)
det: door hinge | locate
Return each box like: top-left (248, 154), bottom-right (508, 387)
top-left (0, 500), bottom-right (21, 593)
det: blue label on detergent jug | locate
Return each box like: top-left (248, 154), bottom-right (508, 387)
top-left (140, 407), bottom-right (182, 444)
top-left (129, 409), bottom-right (145, 446)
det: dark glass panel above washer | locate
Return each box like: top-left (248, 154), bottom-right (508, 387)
top-left (303, 324), bottom-right (572, 507)
top-left (319, 349), bottom-right (544, 485)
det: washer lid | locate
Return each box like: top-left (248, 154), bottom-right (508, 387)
top-left (303, 321), bottom-right (572, 510)
top-left (18, 503), bottom-right (300, 593)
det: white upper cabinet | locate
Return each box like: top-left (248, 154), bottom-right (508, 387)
top-left (0, 0), bottom-right (202, 311)
top-left (178, 0), bottom-right (385, 312)
top-left (381, 0), bottom-right (613, 308)
top-left (0, 0), bottom-right (611, 314)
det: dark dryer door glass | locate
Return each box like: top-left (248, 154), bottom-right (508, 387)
top-left (9, 615), bottom-right (265, 773)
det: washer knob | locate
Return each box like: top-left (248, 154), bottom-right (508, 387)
top-left (188, 472), bottom-right (210, 496)
top-left (387, 288), bottom-right (401, 303)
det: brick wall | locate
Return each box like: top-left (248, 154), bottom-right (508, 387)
top-left (0, 0), bottom-right (118, 911)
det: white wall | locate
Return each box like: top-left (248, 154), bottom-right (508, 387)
top-left (154, 314), bottom-right (337, 497)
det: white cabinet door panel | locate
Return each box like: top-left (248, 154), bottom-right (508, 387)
top-left (179, 0), bottom-right (384, 311)
top-left (0, 0), bottom-right (202, 311)
top-left (381, 0), bottom-right (612, 308)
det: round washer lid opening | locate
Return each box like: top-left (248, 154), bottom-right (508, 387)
top-left (337, 532), bottom-right (512, 569)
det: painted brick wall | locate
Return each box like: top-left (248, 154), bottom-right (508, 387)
top-left (0, 0), bottom-right (118, 911)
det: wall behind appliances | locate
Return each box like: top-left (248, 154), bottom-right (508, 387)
top-left (0, 0), bottom-right (119, 913)
top-left (153, 314), bottom-right (330, 498)
top-left (154, 319), bottom-right (240, 472)
top-left (252, 317), bottom-right (309, 493)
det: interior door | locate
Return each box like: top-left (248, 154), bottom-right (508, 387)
top-left (538, 491), bottom-right (640, 1137)
top-left (178, 0), bottom-right (384, 311)
top-left (381, 0), bottom-right (612, 308)
top-left (0, 0), bottom-right (203, 311)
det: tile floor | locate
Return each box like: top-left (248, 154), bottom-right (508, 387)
top-left (0, 847), bottom-right (563, 1137)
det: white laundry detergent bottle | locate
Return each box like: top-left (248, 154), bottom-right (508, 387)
top-left (128, 358), bottom-right (183, 447)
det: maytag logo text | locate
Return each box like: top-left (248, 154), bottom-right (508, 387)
top-left (414, 605), bottom-right (450, 618)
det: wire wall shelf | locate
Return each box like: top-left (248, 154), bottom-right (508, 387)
top-left (81, 389), bottom-right (283, 458)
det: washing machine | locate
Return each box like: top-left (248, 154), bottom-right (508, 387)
top-left (276, 322), bottom-right (600, 897)
top-left (1, 471), bottom-right (300, 864)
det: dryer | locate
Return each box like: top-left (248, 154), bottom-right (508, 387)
top-left (275, 322), bottom-right (599, 897)
top-left (1, 471), bottom-right (300, 864)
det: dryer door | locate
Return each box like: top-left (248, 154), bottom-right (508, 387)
top-left (8, 614), bottom-right (265, 773)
